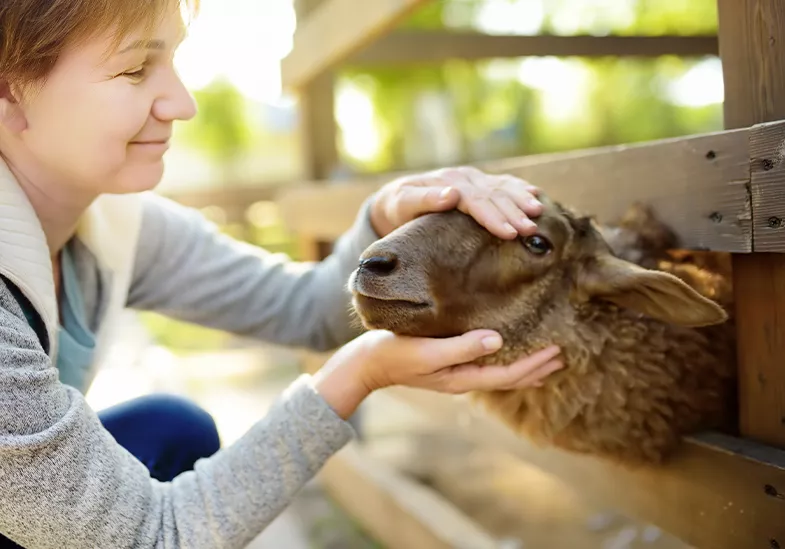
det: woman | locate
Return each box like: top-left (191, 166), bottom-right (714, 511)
top-left (0, 0), bottom-right (563, 547)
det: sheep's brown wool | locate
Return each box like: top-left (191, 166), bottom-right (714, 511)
top-left (349, 195), bottom-right (736, 467)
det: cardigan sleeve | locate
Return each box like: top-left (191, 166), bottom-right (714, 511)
top-left (127, 192), bottom-right (380, 351)
top-left (0, 274), bottom-right (355, 548)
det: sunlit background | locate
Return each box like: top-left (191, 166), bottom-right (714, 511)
top-left (87, 2), bottom-right (726, 546)
top-left (156, 0), bottom-right (724, 194)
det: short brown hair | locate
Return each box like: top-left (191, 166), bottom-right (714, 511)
top-left (0, 0), bottom-right (199, 87)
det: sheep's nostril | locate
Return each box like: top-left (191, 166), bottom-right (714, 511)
top-left (360, 255), bottom-right (398, 276)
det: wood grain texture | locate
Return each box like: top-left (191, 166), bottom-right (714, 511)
top-left (297, 347), bottom-right (785, 549)
top-left (319, 443), bottom-right (499, 549)
top-left (348, 32), bottom-right (719, 66)
top-left (277, 125), bottom-right (763, 252)
top-left (297, 71), bottom-right (338, 180)
top-left (749, 121), bottom-right (785, 251)
top-left (717, 0), bottom-right (785, 130)
top-left (292, 0), bottom-right (340, 181)
top-left (280, 0), bottom-right (432, 89)
top-left (387, 386), bottom-right (785, 549)
top-left (718, 0), bottom-right (785, 448)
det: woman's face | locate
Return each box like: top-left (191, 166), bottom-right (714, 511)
top-left (2, 7), bottom-right (196, 195)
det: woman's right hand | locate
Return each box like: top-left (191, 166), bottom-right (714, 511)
top-left (313, 329), bottom-right (563, 420)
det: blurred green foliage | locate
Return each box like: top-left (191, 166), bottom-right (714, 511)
top-left (336, 0), bottom-right (722, 173)
top-left (145, 0), bottom-right (724, 353)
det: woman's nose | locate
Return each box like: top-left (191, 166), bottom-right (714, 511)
top-left (153, 70), bottom-right (197, 122)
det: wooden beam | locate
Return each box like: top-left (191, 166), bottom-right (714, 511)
top-left (348, 32), bottom-right (719, 65)
top-left (319, 443), bottom-right (499, 549)
top-left (162, 184), bottom-right (284, 211)
top-left (297, 70), bottom-right (339, 180)
top-left (385, 386), bottom-right (785, 549)
top-left (718, 0), bottom-right (785, 447)
top-left (281, 0), bottom-right (432, 90)
top-left (276, 123), bottom-right (782, 253)
top-left (292, 0), bottom-right (340, 181)
top-left (299, 349), bottom-right (785, 549)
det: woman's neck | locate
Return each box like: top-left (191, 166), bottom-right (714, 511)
top-left (3, 151), bottom-right (96, 257)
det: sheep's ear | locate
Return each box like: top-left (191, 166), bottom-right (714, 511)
top-left (574, 254), bottom-right (728, 327)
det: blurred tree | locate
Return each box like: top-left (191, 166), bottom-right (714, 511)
top-left (148, 0), bottom-right (724, 353)
top-left (336, 0), bottom-right (722, 173)
top-left (174, 76), bottom-right (259, 182)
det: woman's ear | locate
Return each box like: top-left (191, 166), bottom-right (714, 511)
top-left (0, 80), bottom-right (27, 133)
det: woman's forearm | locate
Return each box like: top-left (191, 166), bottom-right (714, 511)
top-left (128, 193), bottom-right (380, 352)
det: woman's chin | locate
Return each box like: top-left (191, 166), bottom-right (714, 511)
top-left (107, 163), bottom-right (165, 194)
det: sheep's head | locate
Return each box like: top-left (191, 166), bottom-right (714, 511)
top-left (349, 194), bottom-right (728, 344)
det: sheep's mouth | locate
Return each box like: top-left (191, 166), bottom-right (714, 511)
top-left (348, 268), bottom-right (432, 309)
top-left (352, 294), bottom-right (431, 311)
top-left (351, 293), bottom-right (434, 332)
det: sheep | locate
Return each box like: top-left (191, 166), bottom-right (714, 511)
top-left (348, 194), bottom-right (737, 467)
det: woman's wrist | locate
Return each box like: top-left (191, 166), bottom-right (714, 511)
top-left (313, 358), bottom-right (373, 420)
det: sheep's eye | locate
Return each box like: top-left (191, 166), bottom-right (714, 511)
top-left (523, 234), bottom-right (552, 255)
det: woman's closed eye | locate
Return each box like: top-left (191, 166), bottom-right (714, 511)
top-left (118, 64), bottom-right (148, 82)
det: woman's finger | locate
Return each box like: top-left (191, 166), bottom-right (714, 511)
top-left (498, 173), bottom-right (541, 195)
top-left (500, 345), bottom-right (562, 382)
top-left (391, 185), bottom-right (460, 225)
top-left (460, 173), bottom-right (535, 239)
top-left (498, 176), bottom-right (544, 217)
top-left (437, 345), bottom-right (562, 393)
top-left (458, 194), bottom-right (518, 239)
top-left (503, 358), bottom-right (564, 389)
top-left (490, 192), bottom-right (538, 235)
top-left (413, 329), bottom-right (504, 372)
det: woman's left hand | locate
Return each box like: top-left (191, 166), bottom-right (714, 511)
top-left (369, 166), bottom-right (544, 239)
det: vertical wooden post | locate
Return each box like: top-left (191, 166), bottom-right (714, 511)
top-left (297, 70), bottom-right (338, 182)
top-left (292, 0), bottom-right (340, 262)
top-left (293, 0), bottom-right (339, 183)
top-left (717, 0), bottom-right (785, 446)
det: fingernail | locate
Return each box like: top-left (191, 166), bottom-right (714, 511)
top-left (503, 222), bottom-right (516, 234)
top-left (481, 335), bottom-right (503, 351)
top-left (542, 345), bottom-right (561, 358)
top-left (520, 218), bottom-right (535, 229)
top-left (439, 187), bottom-right (453, 201)
top-left (528, 198), bottom-right (542, 208)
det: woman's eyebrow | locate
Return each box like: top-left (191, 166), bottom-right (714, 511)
top-left (117, 39), bottom-right (166, 54)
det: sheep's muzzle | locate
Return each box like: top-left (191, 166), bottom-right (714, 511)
top-left (349, 245), bottom-right (435, 333)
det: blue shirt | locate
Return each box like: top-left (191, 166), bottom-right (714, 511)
top-left (10, 244), bottom-right (96, 391)
top-left (55, 243), bottom-right (96, 390)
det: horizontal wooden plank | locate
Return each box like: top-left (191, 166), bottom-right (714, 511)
top-left (162, 184), bottom-right (285, 211)
top-left (348, 32), bottom-right (719, 65)
top-left (280, 0), bottom-right (432, 90)
top-left (319, 442), bottom-right (499, 549)
top-left (277, 123), bottom-right (777, 253)
top-left (386, 386), bottom-right (785, 549)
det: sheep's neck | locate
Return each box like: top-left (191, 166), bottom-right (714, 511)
top-left (478, 295), bottom-right (590, 368)
top-left (478, 296), bottom-right (659, 373)
top-left (481, 296), bottom-right (731, 381)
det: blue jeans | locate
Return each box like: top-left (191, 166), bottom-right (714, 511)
top-left (0, 394), bottom-right (221, 548)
